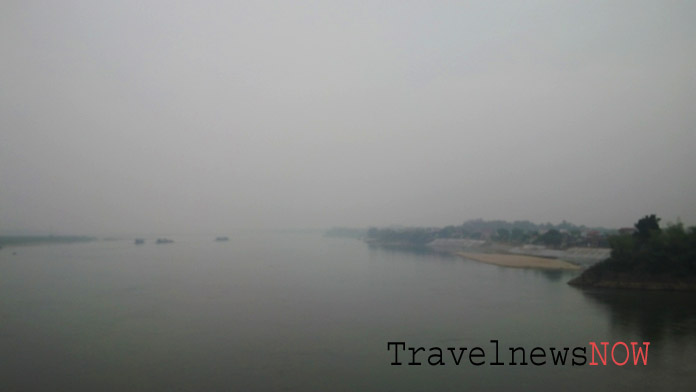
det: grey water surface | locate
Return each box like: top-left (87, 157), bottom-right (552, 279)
top-left (2, 232), bottom-right (695, 391)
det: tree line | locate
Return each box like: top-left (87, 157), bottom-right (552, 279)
top-left (363, 219), bottom-right (613, 248)
top-left (598, 215), bottom-right (696, 276)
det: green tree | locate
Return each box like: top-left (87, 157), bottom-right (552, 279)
top-left (540, 229), bottom-right (563, 248)
top-left (634, 214), bottom-right (661, 242)
top-left (510, 228), bottom-right (526, 243)
top-left (438, 226), bottom-right (457, 238)
top-left (496, 228), bottom-right (510, 242)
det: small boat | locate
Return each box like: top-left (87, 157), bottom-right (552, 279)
top-left (156, 238), bottom-right (174, 244)
top-left (214, 236), bottom-right (229, 242)
top-left (134, 238), bottom-right (145, 245)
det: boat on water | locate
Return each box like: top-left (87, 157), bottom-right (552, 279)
top-left (215, 236), bottom-right (229, 242)
top-left (134, 238), bottom-right (145, 245)
top-left (156, 238), bottom-right (174, 244)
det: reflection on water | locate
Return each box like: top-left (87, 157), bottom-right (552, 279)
top-left (579, 288), bottom-right (696, 344)
top-left (2, 234), bottom-right (696, 391)
top-left (368, 243), bottom-right (576, 283)
top-left (529, 268), bottom-right (570, 282)
top-left (367, 243), bottom-right (448, 257)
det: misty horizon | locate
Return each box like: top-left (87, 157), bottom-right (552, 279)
top-left (2, 1), bottom-right (695, 236)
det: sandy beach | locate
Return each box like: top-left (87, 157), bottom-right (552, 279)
top-left (457, 252), bottom-right (580, 270)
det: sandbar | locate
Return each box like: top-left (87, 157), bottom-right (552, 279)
top-left (457, 252), bottom-right (580, 270)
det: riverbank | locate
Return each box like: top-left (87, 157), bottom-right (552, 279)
top-left (457, 252), bottom-right (581, 270)
top-left (568, 269), bottom-right (696, 290)
top-left (0, 235), bottom-right (96, 247)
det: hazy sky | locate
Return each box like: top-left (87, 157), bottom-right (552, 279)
top-left (1, 1), bottom-right (695, 235)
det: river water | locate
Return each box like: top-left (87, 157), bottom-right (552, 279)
top-left (1, 232), bottom-right (695, 391)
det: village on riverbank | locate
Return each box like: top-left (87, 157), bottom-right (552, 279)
top-left (328, 218), bottom-right (614, 269)
top-left (327, 215), bottom-right (696, 290)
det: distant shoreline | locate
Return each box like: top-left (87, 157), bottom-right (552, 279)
top-left (456, 252), bottom-right (581, 270)
top-left (0, 235), bottom-right (96, 248)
